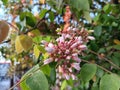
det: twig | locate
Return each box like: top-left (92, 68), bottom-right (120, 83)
top-left (88, 49), bottom-right (120, 70)
top-left (7, 22), bottom-right (19, 31)
top-left (1, 39), bottom-right (11, 44)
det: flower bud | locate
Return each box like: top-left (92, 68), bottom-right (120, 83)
top-left (87, 36), bottom-right (95, 40)
top-left (71, 63), bottom-right (80, 71)
top-left (44, 58), bottom-right (53, 65)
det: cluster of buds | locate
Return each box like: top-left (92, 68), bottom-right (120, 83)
top-left (43, 27), bottom-right (94, 80)
top-left (42, 5), bottom-right (95, 81)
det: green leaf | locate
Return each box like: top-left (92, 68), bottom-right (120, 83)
top-left (111, 52), bottom-right (120, 67)
top-left (39, 9), bottom-right (48, 19)
top-left (84, 11), bottom-right (91, 23)
top-left (49, 11), bottom-right (55, 22)
top-left (92, 82), bottom-right (99, 90)
top-left (70, 0), bottom-right (89, 11)
top-left (20, 65), bottom-right (49, 90)
top-left (34, 45), bottom-right (40, 59)
top-left (15, 36), bottom-right (24, 54)
top-left (94, 26), bottom-right (102, 37)
top-left (2, 0), bottom-right (8, 6)
top-left (19, 35), bottom-right (33, 51)
top-left (94, 14), bottom-right (101, 22)
top-left (100, 74), bottom-right (120, 90)
top-left (38, 45), bottom-right (46, 54)
top-left (96, 68), bottom-right (104, 78)
top-left (20, 12), bottom-right (36, 27)
top-left (40, 65), bottom-right (51, 76)
top-left (33, 36), bottom-right (42, 44)
top-left (15, 35), bottom-right (33, 53)
top-left (26, 12), bottom-right (36, 27)
top-left (43, 36), bottom-right (51, 42)
top-left (50, 68), bottom-right (56, 84)
top-left (80, 63), bottom-right (97, 83)
top-left (69, 0), bottom-right (91, 22)
top-left (61, 80), bottom-right (67, 90)
top-left (103, 4), bottom-right (112, 14)
top-left (89, 41), bottom-right (99, 51)
top-left (107, 45), bottom-right (120, 51)
top-left (20, 12), bottom-right (26, 21)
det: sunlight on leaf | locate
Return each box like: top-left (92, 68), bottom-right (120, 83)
top-left (15, 35), bottom-right (33, 53)
top-left (114, 39), bottom-right (120, 45)
top-left (34, 45), bottom-right (40, 59)
top-left (40, 0), bottom-right (46, 4)
top-left (15, 36), bottom-right (24, 54)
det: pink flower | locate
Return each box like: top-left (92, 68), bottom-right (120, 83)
top-left (78, 45), bottom-right (87, 50)
top-left (65, 50), bottom-right (70, 54)
top-left (71, 74), bottom-right (76, 80)
top-left (87, 36), bottom-right (95, 40)
top-left (73, 28), bottom-right (77, 31)
top-left (68, 68), bottom-right (72, 72)
top-left (58, 66), bottom-right (64, 73)
top-left (64, 73), bottom-right (70, 80)
top-left (48, 43), bottom-right (54, 48)
top-left (72, 55), bottom-right (81, 62)
top-left (72, 53), bottom-right (78, 57)
top-left (44, 58), bottom-right (53, 65)
top-left (56, 36), bottom-right (65, 43)
top-left (65, 34), bottom-right (71, 39)
top-left (76, 36), bottom-right (82, 41)
top-left (45, 43), bottom-right (55, 53)
top-left (71, 63), bottom-right (80, 71)
top-left (45, 47), bottom-right (55, 53)
top-left (66, 56), bottom-right (71, 60)
top-left (70, 42), bottom-right (78, 48)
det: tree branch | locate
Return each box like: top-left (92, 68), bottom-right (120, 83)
top-left (82, 59), bottom-right (112, 74)
top-left (88, 49), bottom-right (120, 70)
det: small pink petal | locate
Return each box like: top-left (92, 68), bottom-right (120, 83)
top-left (88, 36), bottom-right (95, 40)
top-left (64, 73), bottom-right (70, 80)
top-left (45, 47), bottom-right (55, 53)
top-left (65, 50), bottom-right (70, 54)
top-left (44, 58), bottom-right (53, 65)
top-left (48, 43), bottom-right (54, 48)
top-left (65, 34), bottom-right (71, 39)
top-left (78, 45), bottom-right (87, 50)
top-left (70, 42), bottom-right (78, 48)
top-left (71, 63), bottom-right (80, 71)
top-left (66, 56), bottom-right (71, 60)
top-left (68, 68), bottom-right (72, 72)
top-left (72, 56), bottom-right (81, 62)
top-left (71, 74), bottom-right (76, 80)
top-left (58, 66), bottom-right (64, 73)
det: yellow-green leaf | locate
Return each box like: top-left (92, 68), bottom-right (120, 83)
top-left (40, 0), bottom-right (45, 4)
top-left (34, 45), bottom-right (40, 59)
top-left (114, 39), bottom-right (120, 45)
top-left (15, 36), bottom-right (24, 54)
top-left (19, 35), bottom-right (33, 51)
top-left (15, 35), bottom-right (33, 53)
top-left (84, 11), bottom-right (92, 23)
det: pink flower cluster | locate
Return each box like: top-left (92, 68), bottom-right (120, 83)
top-left (43, 27), bottom-right (95, 80)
